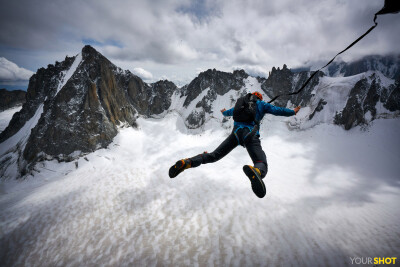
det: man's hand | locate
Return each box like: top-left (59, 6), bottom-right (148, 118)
top-left (221, 108), bottom-right (226, 114)
top-left (294, 106), bottom-right (301, 115)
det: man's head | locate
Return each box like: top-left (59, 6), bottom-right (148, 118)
top-left (252, 91), bottom-right (263, 101)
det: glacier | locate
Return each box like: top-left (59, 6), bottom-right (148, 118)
top-left (1, 107), bottom-right (399, 266)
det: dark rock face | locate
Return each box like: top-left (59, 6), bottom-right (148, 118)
top-left (182, 69), bottom-right (248, 128)
top-left (334, 78), bottom-right (370, 130)
top-left (289, 71), bottom-right (323, 107)
top-left (127, 78), bottom-right (177, 116)
top-left (259, 64), bottom-right (322, 107)
top-left (183, 69), bottom-right (248, 107)
top-left (0, 57), bottom-right (75, 143)
top-left (259, 64), bottom-right (293, 106)
top-left (384, 78), bottom-right (400, 112)
top-left (23, 45), bottom-right (138, 164)
top-left (333, 73), bottom-right (398, 130)
top-left (149, 80), bottom-right (177, 115)
top-left (309, 99), bottom-right (327, 120)
top-left (0, 89), bottom-right (26, 111)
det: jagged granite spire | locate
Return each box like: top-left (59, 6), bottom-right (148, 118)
top-left (1, 46), bottom-right (141, 177)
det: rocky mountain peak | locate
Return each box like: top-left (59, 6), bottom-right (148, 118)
top-left (82, 44), bottom-right (99, 56)
top-left (260, 64), bottom-right (322, 106)
top-left (81, 44), bottom-right (111, 64)
top-left (0, 46), bottom-right (141, 177)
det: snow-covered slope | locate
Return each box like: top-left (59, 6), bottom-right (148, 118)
top-left (287, 71), bottom-right (399, 129)
top-left (1, 111), bottom-right (399, 266)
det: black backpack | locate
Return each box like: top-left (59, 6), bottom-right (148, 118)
top-left (233, 93), bottom-right (259, 123)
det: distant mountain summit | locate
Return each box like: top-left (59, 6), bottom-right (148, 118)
top-left (0, 46), bottom-right (399, 178)
top-left (327, 55), bottom-right (400, 80)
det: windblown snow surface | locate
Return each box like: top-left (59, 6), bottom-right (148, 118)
top-left (1, 110), bottom-right (400, 266)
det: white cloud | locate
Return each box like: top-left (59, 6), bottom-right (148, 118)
top-left (1, 0), bottom-right (398, 86)
top-left (132, 67), bottom-right (153, 80)
top-left (0, 57), bottom-right (34, 82)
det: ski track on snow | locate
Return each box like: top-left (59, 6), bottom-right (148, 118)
top-left (1, 114), bottom-right (400, 266)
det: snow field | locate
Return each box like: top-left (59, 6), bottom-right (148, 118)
top-left (1, 112), bottom-right (400, 266)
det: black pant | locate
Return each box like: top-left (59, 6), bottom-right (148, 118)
top-left (190, 127), bottom-right (268, 178)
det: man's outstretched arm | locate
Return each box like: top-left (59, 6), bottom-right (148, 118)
top-left (262, 102), bottom-right (300, 116)
top-left (221, 107), bottom-right (234, 116)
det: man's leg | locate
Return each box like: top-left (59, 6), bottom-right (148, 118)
top-left (190, 133), bottom-right (238, 167)
top-left (169, 132), bottom-right (238, 178)
top-left (244, 135), bottom-right (268, 178)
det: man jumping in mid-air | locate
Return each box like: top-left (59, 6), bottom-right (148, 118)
top-left (169, 91), bottom-right (300, 198)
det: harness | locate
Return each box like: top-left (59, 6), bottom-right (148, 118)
top-left (233, 122), bottom-right (260, 147)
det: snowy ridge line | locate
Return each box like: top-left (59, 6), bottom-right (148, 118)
top-left (55, 53), bottom-right (82, 96)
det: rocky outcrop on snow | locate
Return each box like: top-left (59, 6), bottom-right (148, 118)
top-left (182, 69), bottom-right (248, 107)
top-left (383, 77), bottom-right (400, 112)
top-left (334, 73), bottom-right (400, 130)
top-left (127, 78), bottom-right (177, 116)
top-left (179, 69), bottom-right (248, 128)
top-left (0, 89), bottom-right (26, 111)
top-left (258, 64), bottom-right (323, 107)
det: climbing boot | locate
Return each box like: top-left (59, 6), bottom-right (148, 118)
top-left (243, 165), bottom-right (266, 198)
top-left (169, 159), bottom-right (192, 178)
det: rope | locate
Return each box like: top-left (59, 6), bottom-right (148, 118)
top-left (268, 13), bottom-right (379, 103)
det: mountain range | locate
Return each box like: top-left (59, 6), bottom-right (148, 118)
top-left (0, 45), bottom-right (399, 179)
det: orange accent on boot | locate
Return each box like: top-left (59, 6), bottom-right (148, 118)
top-left (250, 166), bottom-right (261, 176)
top-left (184, 159), bottom-right (191, 169)
top-left (185, 159), bottom-right (192, 169)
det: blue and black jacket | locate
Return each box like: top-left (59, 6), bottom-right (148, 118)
top-left (222, 100), bottom-right (295, 136)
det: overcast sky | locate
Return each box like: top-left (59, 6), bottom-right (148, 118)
top-left (0, 0), bottom-right (399, 89)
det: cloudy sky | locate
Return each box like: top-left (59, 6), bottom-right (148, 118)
top-left (0, 0), bottom-right (399, 89)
